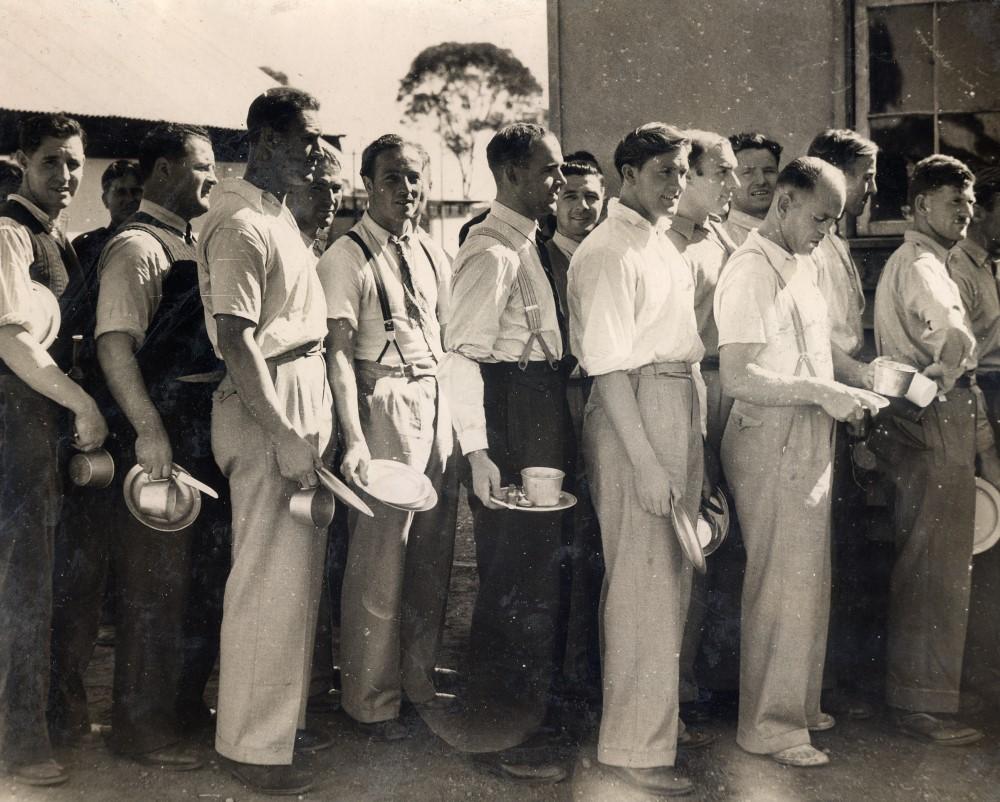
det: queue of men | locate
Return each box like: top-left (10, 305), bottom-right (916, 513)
top-left (1, 88), bottom-right (999, 799)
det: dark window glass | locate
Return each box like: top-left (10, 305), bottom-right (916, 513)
top-left (868, 4), bottom-right (934, 114)
top-left (869, 115), bottom-right (934, 222)
top-left (937, 2), bottom-right (1000, 112)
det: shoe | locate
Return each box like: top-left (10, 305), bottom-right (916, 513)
top-left (808, 713), bottom-right (836, 732)
top-left (51, 722), bottom-right (109, 749)
top-left (771, 744), bottom-right (830, 767)
top-left (473, 754), bottom-right (567, 784)
top-left (895, 712), bottom-right (984, 746)
top-left (822, 689), bottom-right (874, 720)
top-left (677, 728), bottom-right (718, 749)
top-left (600, 763), bottom-right (693, 796)
top-left (295, 727), bottom-right (334, 754)
top-left (129, 744), bottom-right (203, 771)
top-left (7, 759), bottom-right (69, 787)
top-left (410, 692), bottom-right (460, 714)
top-left (679, 700), bottom-right (713, 725)
top-left (352, 717), bottom-right (410, 741)
top-left (306, 689), bottom-right (341, 714)
top-left (223, 758), bottom-right (315, 796)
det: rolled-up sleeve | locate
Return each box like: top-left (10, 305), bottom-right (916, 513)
top-left (0, 223), bottom-right (37, 331)
top-left (203, 224), bottom-right (268, 324)
top-left (568, 245), bottom-right (637, 376)
top-left (94, 235), bottom-right (163, 347)
top-left (902, 254), bottom-right (974, 364)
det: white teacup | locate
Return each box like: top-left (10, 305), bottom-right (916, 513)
top-left (520, 467), bottom-right (565, 507)
top-left (905, 372), bottom-right (938, 408)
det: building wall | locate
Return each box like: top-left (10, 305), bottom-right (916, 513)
top-left (548, 0), bottom-right (849, 192)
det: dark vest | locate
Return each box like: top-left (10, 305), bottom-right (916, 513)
top-left (0, 199), bottom-right (93, 373)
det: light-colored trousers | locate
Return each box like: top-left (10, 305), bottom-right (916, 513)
top-left (212, 353), bottom-right (333, 765)
top-left (722, 400), bottom-right (834, 754)
top-left (585, 371), bottom-right (701, 769)
top-left (340, 362), bottom-right (457, 723)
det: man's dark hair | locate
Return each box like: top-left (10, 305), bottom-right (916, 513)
top-left (685, 130), bottom-right (729, 174)
top-left (138, 124), bottom-right (211, 181)
top-left (729, 131), bottom-right (782, 164)
top-left (974, 165), bottom-right (1000, 212)
top-left (486, 123), bottom-right (549, 175)
top-left (359, 134), bottom-right (428, 180)
top-left (18, 113), bottom-right (87, 154)
top-left (807, 129), bottom-right (879, 172)
top-left (561, 150), bottom-right (605, 185)
top-left (0, 160), bottom-right (24, 200)
top-left (317, 140), bottom-right (344, 172)
top-left (908, 154), bottom-right (974, 208)
top-left (776, 156), bottom-right (842, 195)
top-left (100, 159), bottom-right (143, 192)
top-left (246, 87), bottom-right (320, 144)
top-left (613, 123), bottom-right (690, 178)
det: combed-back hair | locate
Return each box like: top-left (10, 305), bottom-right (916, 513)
top-left (776, 156), bottom-right (844, 195)
top-left (729, 131), bottom-right (782, 163)
top-left (684, 129), bottom-right (730, 174)
top-left (246, 87), bottom-right (320, 144)
top-left (807, 129), bottom-right (879, 172)
top-left (100, 160), bottom-right (142, 193)
top-left (317, 140), bottom-right (344, 172)
top-left (138, 124), bottom-right (211, 181)
top-left (974, 165), bottom-right (1000, 212)
top-left (562, 150), bottom-right (605, 184)
top-left (359, 134), bottom-right (428, 179)
top-left (18, 113), bottom-right (87, 154)
top-left (908, 154), bottom-right (974, 207)
top-left (613, 123), bottom-right (690, 178)
top-left (486, 123), bottom-right (549, 175)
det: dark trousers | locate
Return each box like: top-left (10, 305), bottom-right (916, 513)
top-left (48, 401), bottom-right (229, 754)
top-left (464, 361), bottom-right (574, 749)
top-left (0, 376), bottom-right (61, 766)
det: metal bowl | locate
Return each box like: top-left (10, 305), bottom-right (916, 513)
top-left (123, 464), bottom-right (202, 532)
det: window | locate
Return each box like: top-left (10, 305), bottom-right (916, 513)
top-left (854, 0), bottom-right (1000, 235)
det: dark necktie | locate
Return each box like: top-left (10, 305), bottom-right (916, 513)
top-left (185, 223), bottom-right (194, 245)
top-left (390, 236), bottom-right (426, 325)
top-left (534, 232), bottom-right (570, 355)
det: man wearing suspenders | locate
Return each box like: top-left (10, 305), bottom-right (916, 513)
top-left (439, 123), bottom-right (570, 783)
top-left (53, 124), bottom-right (221, 769)
top-left (715, 158), bottom-right (879, 768)
top-left (318, 135), bottom-right (456, 740)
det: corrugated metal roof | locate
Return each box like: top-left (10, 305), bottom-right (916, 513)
top-left (0, 0), bottom-right (336, 133)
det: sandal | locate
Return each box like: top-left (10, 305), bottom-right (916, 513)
top-left (895, 712), bottom-right (983, 746)
top-left (771, 744), bottom-right (830, 767)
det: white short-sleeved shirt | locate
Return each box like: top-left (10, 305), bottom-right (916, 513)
top-left (812, 230), bottom-right (865, 357)
top-left (197, 178), bottom-right (327, 359)
top-left (317, 212), bottom-right (450, 364)
top-left (568, 198), bottom-right (704, 376)
top-left (715, 229), bottom-right (834, 380)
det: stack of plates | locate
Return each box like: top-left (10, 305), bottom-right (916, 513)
top-left (357, 459), bottom-right (437, 512)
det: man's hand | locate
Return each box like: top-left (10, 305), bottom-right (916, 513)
top-left (468, 449), bottom-right (503, 509)
top-left (341, 440), bottom-right (371, 486)
top-left (817, 384), bottom-right (882, 423)
top-left (135, 422), bottom-right (173, 480)
top-left (634, 455), bottom-right (675, 517)
top-left (858, 362), bottom-right (875, 391)
top-left (274, 428), bottom-right (321, 487)
top-left (923, 362), bottom-right (960, 395)
top-left (73, 400), bottom-right (108, 452)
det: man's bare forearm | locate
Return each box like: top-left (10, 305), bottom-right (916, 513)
top-left (0, 325), bottom-right (97, 415)
top-left (97, 332), bottom-right (164, 435)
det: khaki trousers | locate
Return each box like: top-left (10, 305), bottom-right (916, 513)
top-left (340, 363), bottom-right (457, 723)
top-left (211, 353), bottom-right (332, 765)
top-left (586, 372), bottom-right (701, 768)
top-left (723, 401), bottom-right (834, 754)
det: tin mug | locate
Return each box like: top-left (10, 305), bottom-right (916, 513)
top-left (69, 449), bottom-right (115, 488)
top-left (137, 478), bottom-right (179, 520)
top-left (290, 486), bottom-right (336, 528)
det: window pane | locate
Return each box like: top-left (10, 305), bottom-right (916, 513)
top-left (940, 112), bottom-right (1000, 170)
top-left (869, 115), bottom-right (935, 222)
top-left (937, 1), bottom-right (1000, 112)
top-left (868, 4), bottom-right (935, 113)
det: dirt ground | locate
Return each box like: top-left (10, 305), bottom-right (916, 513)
top-left (6, 488), bottom-right (1000, 801)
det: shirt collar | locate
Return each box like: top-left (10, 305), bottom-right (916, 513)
top-left (904, 229), bottom-right (952, 263)
top-left (748, 228), bottom-right (795, 268)
top-left (552, 230), bottom-right (579, 258)
top-left (667, 212), bottom-right (710, 242)
top-left (489, 200), bottom-right (537, 240)
top-left (8, 193), bottom-right (57, 231)
top-left (218, 177), bottom-right (282, 214)
top-left (360, 211), bottom-right (413, 246)
top-left (956, 237), bottom-right (991, 270)
top-left (606, 197), bottom-right (660, 232)
top-left (138, 199), bottom-right (189, 237)
top-left (726, 208), bottom-right (764, 231)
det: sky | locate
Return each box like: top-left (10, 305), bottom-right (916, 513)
top-left (164, 0), bottom-right (549, 198)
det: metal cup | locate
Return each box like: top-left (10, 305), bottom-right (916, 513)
top-left (289, 486), bottom-right (335, 528)
top-left (137, 478), bottom-right (179, 520)
top-left (69, 449), bottom-right (115, 488)
top-left (520, 467), bottom-right (565, 507)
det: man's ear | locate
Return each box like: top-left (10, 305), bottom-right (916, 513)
top-left (503, 162), bottom-right (519, 187)
top-left (361, 175), bottom-right (374, 196)
top-left (14, 150), bottom-right (28, 171)
top-left (913, 192), bottom-right (929, 218)
top-left (620, 163), bottom-right (636, 187)
top-left (774, 190), bottom-right (791, 218)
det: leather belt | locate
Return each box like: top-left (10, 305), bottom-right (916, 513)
top-left (355, 359), bottom-right (437, 379)
top-left (628, 361), bottom-right (693, 377)
top-left (700, 355), bottom-right (720, 370)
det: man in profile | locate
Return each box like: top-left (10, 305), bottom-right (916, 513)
top-left (724, 132), bottom-right (782, 246)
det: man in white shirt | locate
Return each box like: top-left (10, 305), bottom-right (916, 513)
top-left (439, 123), bottom-right (569, 784)
top-left (570, 122), bottom-right (707, 798)
top-left (724, 132), bottom-right (782, 246)
top-left (716, 158), bottom-right (880, 768)
top-left (318, 135), bottom-right (455, 741)
top-left (286, 142), bottom-right (344, 256)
